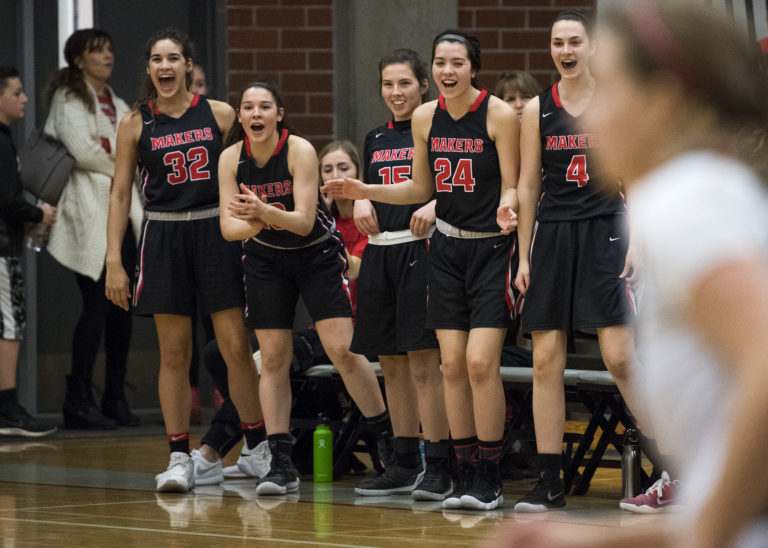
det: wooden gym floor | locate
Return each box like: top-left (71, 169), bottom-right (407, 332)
top-left (0, 417), bottom-right (663, 547)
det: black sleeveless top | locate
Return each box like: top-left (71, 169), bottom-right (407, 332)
top-left (138, 94), bottom-right (222, 212)
top-left (364, 119), bottom-right (431, 232)
top-left (238, 129), bottom-right (335, 249)
top-left (538, 83), bottom-right (624, 221)
top-left (427, 89), bottom-right (501, 232)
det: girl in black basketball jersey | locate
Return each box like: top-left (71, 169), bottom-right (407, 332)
top-left (105, 29), bottom-right (264, 493)
top-left (511, 11), bottom-right (636, 512)
top-left (323, 31), bottom-right (520, 511)
top-left (351, 49), bottom-right (452, 501)
top-left (218, 81), bottom-right (391, 496)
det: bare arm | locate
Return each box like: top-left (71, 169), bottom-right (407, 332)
top-left (218, 143), bottom-right (265, 241)
top-left (353, 199), bottom-right (380, 235)
top-left (488, 97), bottom-right (520, 233)
top-left (227, 136), bottom-right (319, 236)
top-left (208, 99), bottom-right (236, 143)
top-left (105, 111), bottom-right (141, 311)
top-left (514, 97), bottom-right (543, 294)
top-left (682, 257), bottom-right (768, 548)
top-left (321, 102), bottom-right (436, 205)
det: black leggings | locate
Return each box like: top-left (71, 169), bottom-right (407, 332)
top-left (70, 228), bottom-right (137, 400)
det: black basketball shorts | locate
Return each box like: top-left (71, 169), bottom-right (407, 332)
top-left (351, 240), bottom-right (438, 355)
top-left (243, 234), bottom-right (352, 330)
top-left (133, 216), bottom-right (245, 316)
top-left (426, 230), bottom-right (518, 331)
top-left (521, 214), bottom-right (633, 333)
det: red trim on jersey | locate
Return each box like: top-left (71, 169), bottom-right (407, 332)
top-left (149, 93), bottom-right (200, 114)
top-left (552, 82), bottom-right (563, 108)
top-left (244, 129), bottom-right (288, 159)
top-left (244, 136), bottom-right (253, 159)
top-left (273, 128), bottom-right (289, 156)
top-left (387, 119), bottom-right (394, 129)
top-left (469, 89), bottom-right (488, 112)
top-left (438, 89), bottom-right (487, 112)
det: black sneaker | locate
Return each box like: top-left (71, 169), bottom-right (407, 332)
top-left (460, 460), bottom-right (503, 510)
top-left (412, 460), bottom-right (453, 501)
top-left (355, 463), bottom-right (424, 496)
top-left (256, 453), bottom-right (300, 496)
top-left (514, 476), bottom-right (567, 512)
top-left (376, 436), bottom-right (396, 470)
top-left (0, 403), bottom-right (57, 438)
top-left (441, 461), bottom-right (476, 509)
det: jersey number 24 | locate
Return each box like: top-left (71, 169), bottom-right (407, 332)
top-left (434, 158), bottom-right (476, 192)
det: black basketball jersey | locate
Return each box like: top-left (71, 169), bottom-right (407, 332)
top-left (238, 129), bottom-right (335, 249)
top-left (538, 83), bottom-right (624, 221)
top-left (428, 89), bottom-right (501, 233)
top-left (364, 119), bottom-right (431, 232)
top-left (138, 94), bottom-right (222, 212)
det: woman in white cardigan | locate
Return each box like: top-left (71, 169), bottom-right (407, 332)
top-left (45, 29), bottom-right (143, 429)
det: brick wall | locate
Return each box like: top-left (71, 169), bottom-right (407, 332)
top-left (226, 0), bottom-right (335, 149)
top-left (224, 1), bottom-right (597, 148)
top-left (458, 0), bottom-right (597, 92)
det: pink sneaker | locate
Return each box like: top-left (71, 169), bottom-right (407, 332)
top-left (619, 471), bottom-right (680, 513)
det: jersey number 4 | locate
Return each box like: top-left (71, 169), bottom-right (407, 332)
top-left (163, 147), bottom-right (210, 185)
top-left (434, 158), bottom-right (476, 192)
top-left (566, 154), bottom-right (589, 188)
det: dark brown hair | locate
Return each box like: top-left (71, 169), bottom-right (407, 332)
top-left (494, 71), bottom-right (541, 101)
top-left (132, 28), bottom-right (194, 112)
top-left (225, 81), bottom-right (293, 148)
top-left (46, 29), bottom-right (113, 112)
top-left (0, 66), bottom-right (20, 94)
top-left (378, 48), bottom-right (430, 103)
top-left (432, 30), bottom-right (484, 90)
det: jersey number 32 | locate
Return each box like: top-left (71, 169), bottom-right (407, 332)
top-left (163, 147), bottom-right (210, 185)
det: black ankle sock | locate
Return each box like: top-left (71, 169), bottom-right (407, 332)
top-left (267, 432), bottom-right (293, 458)
top-left (394, 436), bottom-right (421, 468)
top-left (364, 411), bottom-right (392, 440)
top-left (424, 439), bottom-right (450, 462)
top-left (478, 439), bottom-right (503, 464)
top-left (453, 436), bottom-right (479, 466)
top-left (538, 453), bottom-right (562, 482)
top-left (242, 420), bottom-right (266, 449)
top-left (0, 388), bottom-right (17, 414)
top-left (168, 432), bottom-right (190, 454)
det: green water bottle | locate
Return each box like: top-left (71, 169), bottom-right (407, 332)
top-left (313, 415), bottom-right (333, 483)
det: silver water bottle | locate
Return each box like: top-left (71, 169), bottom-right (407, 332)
top-left (621, 427), bottom-right (642, 498)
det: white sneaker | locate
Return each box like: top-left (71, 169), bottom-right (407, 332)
top-left (156, 452), bottom-right (195, 492)
top-left (253, 350), bottom-right (262, 375)
top-left (223, 440), bottom-right (271, 479)
top-left (191, 449), bottom-right (223, 486)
